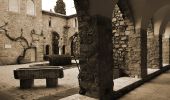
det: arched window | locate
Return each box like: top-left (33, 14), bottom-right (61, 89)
top-left (74, 18), bottom-right (78, 27)
top-left (8, 0), bottom-right (20, 12)
top-left (49, 17), bottom-right (52, 27)
top-left (27, 0), bottom-right (36, 16)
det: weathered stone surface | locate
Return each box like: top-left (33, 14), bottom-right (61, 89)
top-left (14, 67), bottom-right (64, 79)
top-left (147, 34), bottom-right (161, 69)
top-left (74, 1), bottom-right (114, 98)
top-left (127, 29), bottom-right (147, 78)
top-left (163, 38), bottom-right (170, 64)
top-left (112, 5), bottom-right (129, 79)
top-left (0, 0), bottom-right (78, 65)
top-left (77, 15), bottom-right (113, 99)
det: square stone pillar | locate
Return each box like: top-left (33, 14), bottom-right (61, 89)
top-left (78, 15), bottom-right (114, 100)
top-left (163, 37), bottom-right (170, 65)
top-left (147, 34), bottom-right (161, 69)
top-left (158, 35), bottom-right (163, 68)
top-left (169, 38), bottom-right (170, 64)
top-left (128, 29), bottom-right (147, 78)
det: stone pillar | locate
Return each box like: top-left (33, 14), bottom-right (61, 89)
top-left (73, 0), bottom-right (114, 99)
top-left (169, 38), bottom-right (170, 64)
top-left (159, 35), bottom-right (163, 68)
top-left (78, 16), bottom-right (114, 100)
top-left (147, 34), bottom-right (160, 69)
top-left (163, 37), bottom-right (170, 65)
top-left (128, 29), bottom-right (147, 78)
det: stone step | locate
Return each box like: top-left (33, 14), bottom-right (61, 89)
top-left (59, 94), bottom-right (97, 100)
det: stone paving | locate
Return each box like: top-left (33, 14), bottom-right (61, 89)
top-left (119, 70), bottom-right (170, 100)
top-left (0, 62), bottom-right (169, 100)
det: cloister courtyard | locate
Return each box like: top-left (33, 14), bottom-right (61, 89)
top-left (1, 0), bottom-right (170, 99)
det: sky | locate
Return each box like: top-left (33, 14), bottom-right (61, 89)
top-left (42, 0), bottom-right (76, 15)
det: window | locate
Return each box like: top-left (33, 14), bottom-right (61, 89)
top-left (49, 17), bottom-right (52, 27)
top-left (8, 0), bottom-right (20, 12)
top-left (27, 0), bottom-right (36, 16)
top-left (74, 18), bottom-right (78, 27)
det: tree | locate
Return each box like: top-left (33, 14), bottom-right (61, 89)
top-left (54, 0), bottom-right (66, 15)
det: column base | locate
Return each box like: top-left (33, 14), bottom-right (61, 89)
top-left (46, 78), bottom-right (58, 88)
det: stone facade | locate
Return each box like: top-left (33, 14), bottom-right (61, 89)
top-left (112, 4), bottom-right (148, 78)
top-left (112, 5), bottom-right (129, 78)
top-left (0, 0), bottom-right (78, 65)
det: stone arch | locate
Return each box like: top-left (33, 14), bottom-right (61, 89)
top-left (112, 0), bottom-right (137, 78)
top-left (27, 0), bottom-right (36, 16)
top-left (52, 31), bottom-right (60, 55)
top-left (141, 4), bottom-right (170, 31)
top-left (159, 16), bottom-right (170, 65)
top-left (45, 45), bottom-right (50, 55)
top-left (69, 32), bottom-right (80, 57)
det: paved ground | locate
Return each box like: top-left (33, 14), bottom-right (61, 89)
top-left (119, 70), bottom-right (170, 100)
top-left (0, 62), bottom-right (79, 100)
top-left (0, 62), bottom-right (169, 100)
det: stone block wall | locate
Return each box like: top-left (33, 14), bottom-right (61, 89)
top-left (42, 11), bottom-right (66, 55)
top-left (0, 0), bottom-right (44, 65)
top-left (147, 35), bottom-right (160, 69)
top-left (163, 38), bottom-right (170, 64)
top-left (112, 4), bottom-right (147, 78)
top-left (0, 0), bottom-right (79, 65)
top-left (42, 11), bottom-right (79, 56)
top-left (112, 5), bottom-right (129, 78)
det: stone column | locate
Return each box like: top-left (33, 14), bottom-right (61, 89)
top-left (158, 35), bottom-right (163, 68)
top-left (147, 34), bottom-right (160, 69)
top-left (169, 38), bottom-right (170, 64)
top-left (128, 29), bottom-right (147, 78)
top-left (73, 0), bottom-right (114, 99)
top-left (78, 16), bottom-right (114, 99)
top-left (163, 37), bottom-right (170, 65)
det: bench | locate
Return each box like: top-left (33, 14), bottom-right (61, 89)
top-left (14, 66), bottom-right (64, 89)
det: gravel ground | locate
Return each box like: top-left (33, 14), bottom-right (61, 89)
top-left (0, 62), bottom-right (79, 100)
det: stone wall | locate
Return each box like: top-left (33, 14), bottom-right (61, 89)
top-left (112, 5), bottom-right (147, 78)
top-left (65, 16), bottom-right (79, 55)
top-left (42, 11), bottom-right (78, 56)
top-left (0, 0), bottom-right (78, 65)
top-left (0, 0), bottom-right (44, 65)
top-left (42, 11), bottom-right (66, 55)
top-left (112, 5), bottom-right (129, 78)
top-left (147, 35), bottom-right (160, 69)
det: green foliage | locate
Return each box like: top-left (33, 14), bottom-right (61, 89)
top-left (54, 0), bottom-right (66, 15)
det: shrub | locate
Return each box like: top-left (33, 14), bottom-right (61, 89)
top-left (49, 55), bottom-right (71, 66)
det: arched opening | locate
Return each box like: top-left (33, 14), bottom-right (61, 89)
top-left (49, 17), bottom-right (52, 27)
top-left (70, 33), bottom-right (80, 57)
top-left (162, 22), bottom-right (170, 66)
top-left (45, 45), bottom-right (50, 55)
top-left (27, 0), bottom-right (36, 16)
top-left (145, 18), bottom-right (162, 75)
top-left (52, 32), bottom-right (60, 55)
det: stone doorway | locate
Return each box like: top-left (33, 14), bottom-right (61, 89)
top-left (45, 45), bottom-right (50, 55)
top-left (52, 32), bottom-right (60, 55)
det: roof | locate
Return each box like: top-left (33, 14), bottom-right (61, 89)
top-left (42, 10), bottom-right (77, 19)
